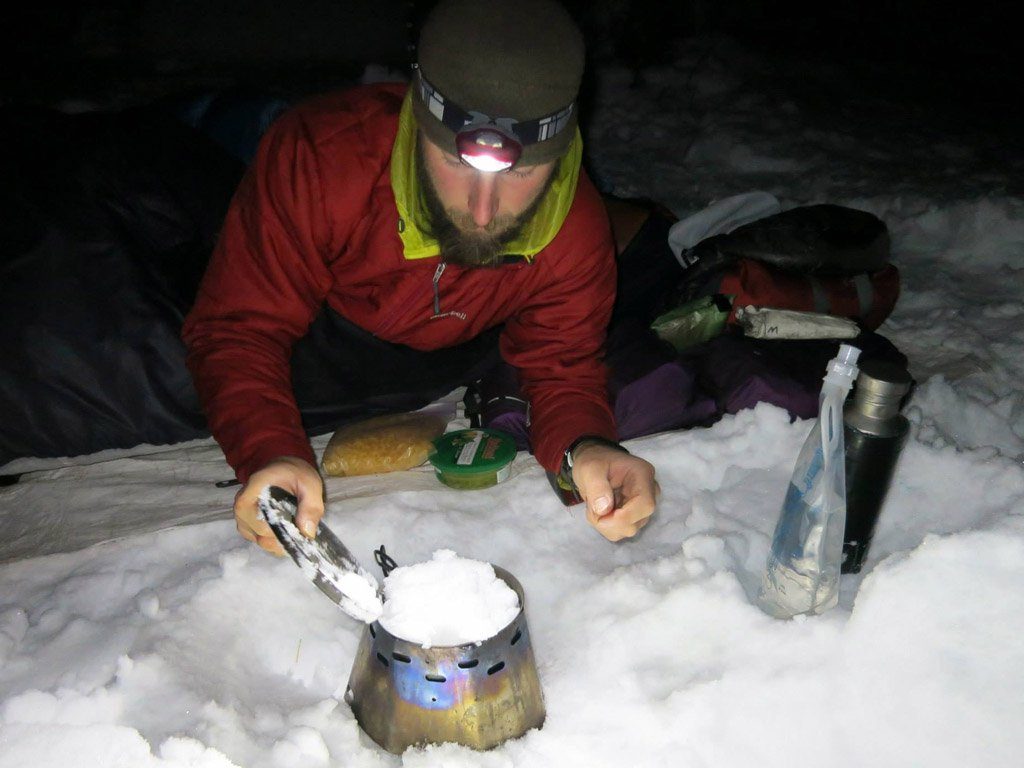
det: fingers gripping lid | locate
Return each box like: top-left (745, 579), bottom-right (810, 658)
top-left (413, 0), bottom-right (585, 166)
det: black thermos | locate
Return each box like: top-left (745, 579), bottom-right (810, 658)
top-left (842, 359), bottom-right (912, 574)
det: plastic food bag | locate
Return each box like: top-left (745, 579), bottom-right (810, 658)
top-left (321, 407), bottom-right (451, 477)
top-left (650, 294), bottom-right (731, 352)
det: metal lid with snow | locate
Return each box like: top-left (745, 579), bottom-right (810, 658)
top-left (428, 428), bottom-right (517, 489)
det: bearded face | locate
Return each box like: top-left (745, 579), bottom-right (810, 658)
top-left (416, 134), bottom-right (556, 268)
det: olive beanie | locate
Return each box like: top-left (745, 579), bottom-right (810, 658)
top-left (412, 0), bottom-right (585, 166)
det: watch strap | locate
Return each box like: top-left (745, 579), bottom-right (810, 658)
top-left (548, 436), bottom-right (629, 506)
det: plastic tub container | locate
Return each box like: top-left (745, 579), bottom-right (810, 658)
top-left (428, 429), bottom-right (516, 490)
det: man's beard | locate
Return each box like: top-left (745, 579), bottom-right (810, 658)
top-left (416, 141), bottom-right (554, 268)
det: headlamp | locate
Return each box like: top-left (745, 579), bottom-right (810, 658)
top-left (455, 126), bottom-right (523, 172)
top-left (416, 70), bottom-right (574, 174)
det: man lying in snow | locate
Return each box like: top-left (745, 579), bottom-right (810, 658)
top-left (181, 0), bottom-right (660, 552)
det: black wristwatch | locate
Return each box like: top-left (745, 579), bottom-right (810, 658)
top-left (546, 435), bottom-right (629, 506)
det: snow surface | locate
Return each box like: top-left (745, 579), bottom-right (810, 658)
top-left (2, 40), bottom-right (1024, 767)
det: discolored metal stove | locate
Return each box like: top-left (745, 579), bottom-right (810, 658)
top-left (345, 566), bottom-right (545, 753)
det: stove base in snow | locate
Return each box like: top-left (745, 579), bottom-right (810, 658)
top-left (344, 566), bottom-right (545, 753)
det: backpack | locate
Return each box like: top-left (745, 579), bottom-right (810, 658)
top-left (719, 258), bottom-right (899, 331)
top-left (670, 203), bottom-right (900, 330)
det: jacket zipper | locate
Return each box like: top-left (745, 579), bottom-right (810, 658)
top-left (431, 262), bottom-right (446, 317)
top-left (430, 261), bottom-right (467, 321)
top-left (379, 259), bottom-right (479, 336)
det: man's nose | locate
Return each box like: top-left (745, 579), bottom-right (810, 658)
top-left (468, 172), bottom-right (499, 228)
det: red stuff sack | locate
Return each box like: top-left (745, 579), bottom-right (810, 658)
top-left (718, 258), bottom-right (900, 331)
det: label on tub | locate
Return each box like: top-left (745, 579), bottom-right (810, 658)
top-left (456, 430), bottom-right (485, 466)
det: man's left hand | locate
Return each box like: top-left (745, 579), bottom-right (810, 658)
top-left (571, 443), bottom-right (659, 541)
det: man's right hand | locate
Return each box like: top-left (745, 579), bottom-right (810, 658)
top-left (233, 456), bottom-right (325, 556)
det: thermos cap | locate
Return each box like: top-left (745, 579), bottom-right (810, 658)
top-left (856, 360), bottom-right (913, 400)
top-left (849, 359), bottom-right (912, 425)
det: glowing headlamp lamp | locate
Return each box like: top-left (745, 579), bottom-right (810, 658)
top-left (416, 70), bottom-right (574, 173)
top-left (455, 126), bottom-right (523, 172)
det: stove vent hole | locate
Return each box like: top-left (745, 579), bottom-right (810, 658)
top-left (425, 674), bottom-right (447, 683)
top-left (487, 661), bottom-right (505, 675)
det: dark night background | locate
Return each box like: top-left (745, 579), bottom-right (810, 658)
top-left (3, 0), bottom-right (1020, 122)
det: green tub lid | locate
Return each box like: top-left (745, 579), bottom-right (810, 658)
top-left (429, 429), bottom-right (517, 476)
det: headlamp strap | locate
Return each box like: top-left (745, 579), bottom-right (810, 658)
top-left (416, 70), bottom-right (573, 146)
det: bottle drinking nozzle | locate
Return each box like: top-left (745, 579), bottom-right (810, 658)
top-left (824, 343), bottom-right (861, 389)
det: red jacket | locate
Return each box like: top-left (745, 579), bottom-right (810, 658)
top-left (182, 84), bottom-right (617, 482)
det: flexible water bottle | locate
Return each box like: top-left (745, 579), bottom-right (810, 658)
top-left (757, 344), bottom-right (861, 619)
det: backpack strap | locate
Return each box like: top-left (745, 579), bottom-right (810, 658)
top-left (853, 273), bottom-right (875, 317)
